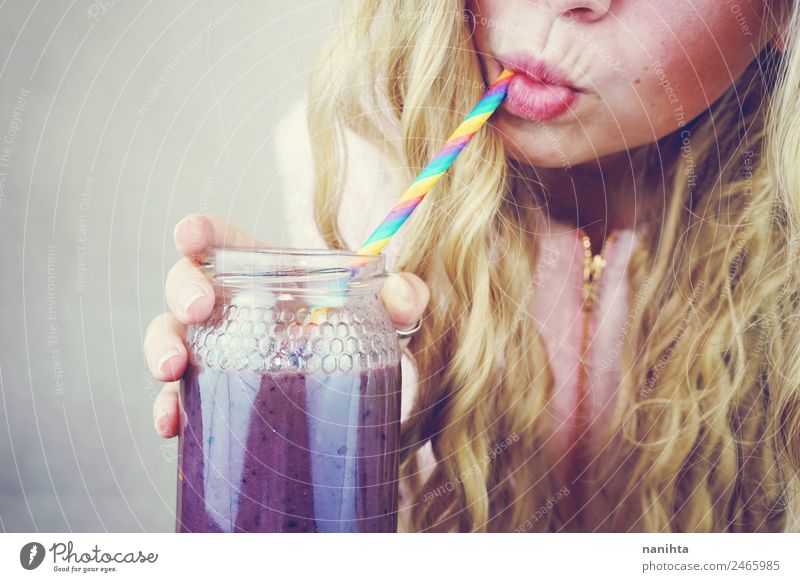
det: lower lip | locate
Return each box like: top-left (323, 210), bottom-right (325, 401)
top-left (502, 74), bottom-right (579, 122)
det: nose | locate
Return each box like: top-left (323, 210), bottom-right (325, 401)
top-left (542, 0), bottom-right (612, 22)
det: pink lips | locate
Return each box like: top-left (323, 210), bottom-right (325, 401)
top-left (499, 53), bottom-right (582, 122)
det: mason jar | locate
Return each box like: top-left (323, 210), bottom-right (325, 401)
top-left (175, 248), bottom-right (402, 533)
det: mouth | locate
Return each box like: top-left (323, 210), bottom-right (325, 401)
top-left (497, 52), bottom-right (583, 123)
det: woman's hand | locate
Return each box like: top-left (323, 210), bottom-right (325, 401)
top-left (144, 214), bottom-right (430, 439)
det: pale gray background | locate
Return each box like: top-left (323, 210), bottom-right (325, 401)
top-left (0, 0), bottom-right (336, 532)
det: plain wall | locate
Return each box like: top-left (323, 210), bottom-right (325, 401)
top-left (0, 0), bottom-right (336, 532)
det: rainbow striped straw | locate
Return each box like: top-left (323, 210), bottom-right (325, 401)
top-left (308, 69), bottom-right (514, 323)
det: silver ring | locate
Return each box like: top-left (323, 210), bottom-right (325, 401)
top-left (395, 318), bottom-right (422, 337)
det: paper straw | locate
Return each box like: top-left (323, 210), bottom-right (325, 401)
top-left (307, 69), bottom-right (515, 325)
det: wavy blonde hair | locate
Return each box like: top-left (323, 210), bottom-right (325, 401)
top-left (306, 0), bottom-right (800, 532)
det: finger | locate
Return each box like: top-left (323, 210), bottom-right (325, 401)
top-left (153, 381), bottom-right (180, 438)
top-left (174, 213), bottom-right (265, 260)
top-left (144, 313), bottom-right (188, 382)
top-left (165, 257), bottom-right (216, 324)
top-left (380, 272), bottom-right (430, 329)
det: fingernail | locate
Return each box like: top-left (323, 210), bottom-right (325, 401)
top-left (157, 346), bottom-right (181, 375)
top-left (174, 214), bottom-right (198, 236)
top-left (173, 216), bottom-right (193, 247)
top-left (180, 282), bottom-right (208, 314)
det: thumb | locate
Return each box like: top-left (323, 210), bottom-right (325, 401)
top-left (380, 272), bottom-right (430, 331)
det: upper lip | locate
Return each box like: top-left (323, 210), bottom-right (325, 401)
top-left (498, 52), bottom-right (583, 92)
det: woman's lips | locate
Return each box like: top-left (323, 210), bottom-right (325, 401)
top-left (498, 55), bottom-right (582, 122)
top-left (504, 74), bottom-right (579, 122)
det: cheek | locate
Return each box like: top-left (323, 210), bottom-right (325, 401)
top-left (624, 4), bottom-right (764, 140)
top-left (468, 0), bottom-right (504, 56)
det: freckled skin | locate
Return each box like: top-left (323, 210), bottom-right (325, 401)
top-left (470, 0), bottom-right (783, 168)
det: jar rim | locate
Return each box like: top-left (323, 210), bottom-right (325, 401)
top-left (202, 246), bottom-right (386, 285)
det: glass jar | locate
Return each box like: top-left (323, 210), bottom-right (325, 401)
top-left (175, 248), bottom-right (402, 533)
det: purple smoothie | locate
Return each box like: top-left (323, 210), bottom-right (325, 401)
top-left (176, 362), bottom-right (401, 532)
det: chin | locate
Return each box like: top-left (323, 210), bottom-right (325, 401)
top-left (495, 117), bottom-right (590, 169)
top-left (501, 138), bottom-right (583, 169)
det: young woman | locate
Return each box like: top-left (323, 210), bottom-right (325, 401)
top-left (143, 0), bottom-right (800, 532)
